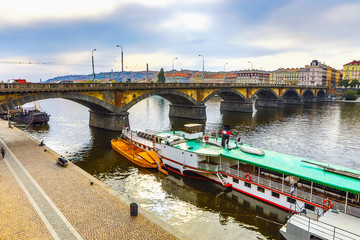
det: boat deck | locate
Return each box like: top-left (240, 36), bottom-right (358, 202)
top-left (286, 211), bottom-right (360, 239)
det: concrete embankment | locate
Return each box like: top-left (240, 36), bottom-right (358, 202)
top-left (0, 119), bottom-right (186, 239)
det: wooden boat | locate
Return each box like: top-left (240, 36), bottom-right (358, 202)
top-left (111, 138), bottom-right (167, 175)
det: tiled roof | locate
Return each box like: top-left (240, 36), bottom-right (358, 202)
top-left (344, 60), bottom-right (360, 66)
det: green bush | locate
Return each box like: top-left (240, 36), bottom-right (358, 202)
top-left (343, 89), bottom-right (358, 100)
top-left (357, 89), bottom-right (360, 95)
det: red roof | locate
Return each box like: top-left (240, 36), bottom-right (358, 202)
top-left (344, 60), bottom-right (360, 66)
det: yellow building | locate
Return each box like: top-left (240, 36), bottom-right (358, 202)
top-left (284, 68), bottom-right (300, 85)
top-left (343, 60), bottom-right (360, 80)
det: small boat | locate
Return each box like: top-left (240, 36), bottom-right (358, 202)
top-left (6, 102), bottom-right (49, 125)
top-left (111, 138), bottom-right (167, 175)
top-left (57, 157), bottom-right (68, 167)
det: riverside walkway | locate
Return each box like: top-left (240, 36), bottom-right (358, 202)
top-left (0, 120), bottom-right (182, 239)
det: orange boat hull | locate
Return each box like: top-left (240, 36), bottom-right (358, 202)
top-left (111, 138), bottom-right (161, 169)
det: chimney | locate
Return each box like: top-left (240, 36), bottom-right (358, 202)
top-left (221, 125), bottom-right (231, 147)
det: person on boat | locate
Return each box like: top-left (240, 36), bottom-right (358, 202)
top-left (1, 147), bottom-right (5, 158)
top-left (39, 140), bottom-right (45, 146)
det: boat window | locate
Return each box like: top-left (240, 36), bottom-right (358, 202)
top-left (304, 203), bottom-right (315, 211)
top-left (271, 191), bottom-right (280, 198)
top-left (233, 178), bottom-right (239, 183)
top-left (244, 182), bottom-right (251, 188)
top-left (257, 186), bottom-right (265, 193)
top-left (287, 197), bottom-right (296, 204)
top-left (310, 235), bottom-right (325, 240)
top-left (221, 173), bottom-right (227, 178)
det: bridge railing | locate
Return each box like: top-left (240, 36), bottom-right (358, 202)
top-left (0, 82), bottom-right (328, 93)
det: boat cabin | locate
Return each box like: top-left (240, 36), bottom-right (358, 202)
top-left (184, 123), bottom-right (203, 140)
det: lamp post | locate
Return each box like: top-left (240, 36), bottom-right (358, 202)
top-left (223, 62), bottom-right (228, 81)
top-left (248, 61), bottom-right (253, 70)
top-left (172, 57), bottom-right (178, 83)
top-left (199, 54), bottom-right (204, 82)
top-left (116, 45), bottom-right (123, 72)
top-left (92, 49), bottom-right (96, 80)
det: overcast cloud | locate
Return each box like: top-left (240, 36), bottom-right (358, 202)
top-left (0, 0), bottom-right (359, 81)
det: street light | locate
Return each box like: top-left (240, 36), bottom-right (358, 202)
top-left (172, 57), bottom-right (178, 83)
top-left (248, 61), bottom-right (253, 70)
top-left (116, 45), bottom-right (124, 72)
top-left (92, 49), bottom-right (96, 80)
top-left (199, 54), bottom-right (204, 82)
top-left (223, 62), bottom-right (228, 81)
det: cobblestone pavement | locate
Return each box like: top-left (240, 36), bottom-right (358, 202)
top-left (0, 120), bottom-right (181, 240)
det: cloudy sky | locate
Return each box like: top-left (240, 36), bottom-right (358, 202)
top-left (0, 0), bottom-right (359, 82)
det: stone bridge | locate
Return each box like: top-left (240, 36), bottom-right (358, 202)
top-left (0, 83), bottom-right (328, 131)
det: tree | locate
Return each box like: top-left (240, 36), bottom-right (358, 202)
top-left (350, 79), bottom-right (359, 88)
top-left (343, 89), bottom-right (358, 100)
top-left (340, 80), bottom-right (349, 87)
top-left (158, 68), bottom-right (165, 83)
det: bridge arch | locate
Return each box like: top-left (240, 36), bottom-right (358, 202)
top-left (253, 88), bottom-right (279, 99)
top-left (204, 88), bottom-right (252, 113)
top-left (203, 88), bottom-right (248, 103)
top-left (303, 89), bottom-right (317, 103)
top-left (303, 89), bottom-right (315, 97)
top-left (125, 89), bottom-right (197, 110)
top-left (283, 89), bottom-right (300, 98)
top-left (253, 88), bottom-right (283, 108)
top-left (0, 92), bottom-right (120, 113)
top-left (317, 89), bottom-right (327, 98)
top-left (282, 89), bottom-right (303, 105)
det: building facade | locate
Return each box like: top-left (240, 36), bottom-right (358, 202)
top-left (308, 60), bottom-right (331, 86)
top-left (343, 60), bottom-right (360, 81)
top-left (164, 72), bottom-right (192, 83)
top-left (236, 70), bottom-right (270, 83)
top-left (299, 66), bottom-right (310, 85)
top-left (284, 68), bottom-right (300, 85)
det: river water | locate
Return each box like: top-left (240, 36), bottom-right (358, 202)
top-left (17, 97), bottom-right (360, 240)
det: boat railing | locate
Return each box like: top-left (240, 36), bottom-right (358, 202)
top-left (218, 165), bottom-right (360, 217)
top-left (198, 162), bottom-right (219, 172)
top-left (287, 213), bottom-right (360, 240)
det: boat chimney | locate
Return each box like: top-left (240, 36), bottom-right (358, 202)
top-left (221, 125), bottom-right (231, 147)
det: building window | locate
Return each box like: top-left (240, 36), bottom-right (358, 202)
top-left (257, 186), bottom-right (265, 193)
top-left (272, 191), bottom-right (280, 198)
top-left (233, 178), bottom-right (239, 183)
top-left (244, 182), bottom-right (251, 188)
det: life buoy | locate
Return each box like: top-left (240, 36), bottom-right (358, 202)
top-left (245, 173), bottom-right (251, 181)
top-left (323, 199), bottom-right (333, 209)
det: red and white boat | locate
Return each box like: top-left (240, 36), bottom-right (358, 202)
top-left (122, 124), bottom-right (360, 239)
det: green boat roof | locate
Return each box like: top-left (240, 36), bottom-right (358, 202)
top-left (158, 132), bottom-right (360, 195)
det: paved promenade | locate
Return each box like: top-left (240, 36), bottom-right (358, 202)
top-left (0, 120), bottom-right (183, 240)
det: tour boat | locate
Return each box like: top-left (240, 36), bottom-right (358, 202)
top-left (122, 124), bottom-right (360, 239)
top-left (111, 137), bottom-right (167, 175)
top-left (4, 102), bottom-right (49, 125)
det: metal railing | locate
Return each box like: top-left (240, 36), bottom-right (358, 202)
top-left (197, 163), bottom-right (360, 217)
top-left (198, 162), bottom-right (219, 172)
top-left (288, 214), bottom-right (360, 240)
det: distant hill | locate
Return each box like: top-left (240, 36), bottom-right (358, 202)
top-left (46, 71), bottom-right (159, 83)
